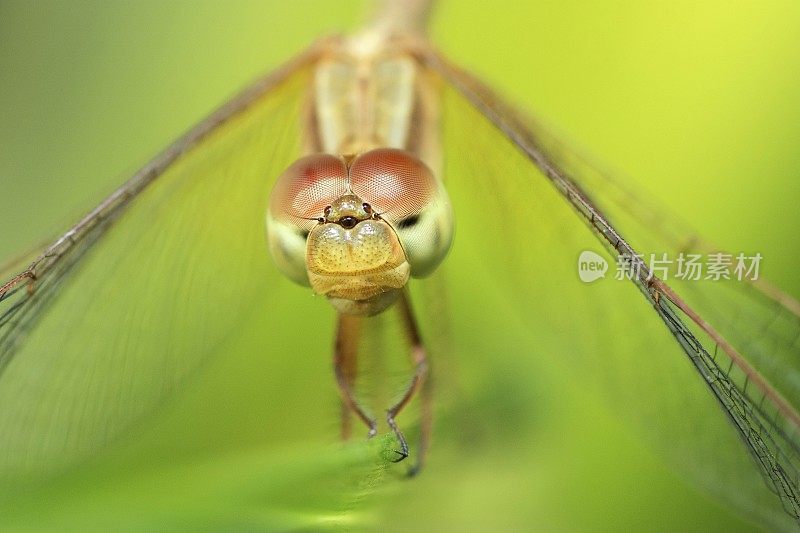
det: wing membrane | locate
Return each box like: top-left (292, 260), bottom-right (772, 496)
top-left (0, 50), bottom-right (316, 483)
top-left (424, 49), bottom-right (800, 528)
top-left (512, 113), bottom-right (800, 414)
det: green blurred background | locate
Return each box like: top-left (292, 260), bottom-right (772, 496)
top-left (1, 1), bottom-right (799, 531)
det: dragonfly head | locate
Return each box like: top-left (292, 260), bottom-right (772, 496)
top-left (267, 148), bottom-right (453, 315)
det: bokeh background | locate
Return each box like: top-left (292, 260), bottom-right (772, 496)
top-left (1, 1), bottom-right (799, 531)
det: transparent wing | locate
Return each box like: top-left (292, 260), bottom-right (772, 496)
top-left (516, 114), bottom-right (800, 521)
top-left (495, 97), bottom-right (800, 425)
top-left (0, 50), bottom-right (315, 483)
top-left (421, 51), bottom-right (800, 529)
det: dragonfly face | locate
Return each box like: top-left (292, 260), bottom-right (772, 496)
top-left (267, 147), bottom-right (453, 315)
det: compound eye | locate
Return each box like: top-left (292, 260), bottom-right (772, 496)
top-left (267, 154), bottom-right (349, 287)
top-left (269, 154), bottom-right (348, 230)
top-left (348, 148), bottom-right (453, 279)
top-left (348, 148), bottom-right (438, 221)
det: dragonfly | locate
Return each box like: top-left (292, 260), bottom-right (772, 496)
top-left (0, 0), bottom-right (798, 529)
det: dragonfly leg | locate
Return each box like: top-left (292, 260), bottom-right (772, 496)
top-left (411, 362), bottom-right (433, 476)
top-left (334, 313), bottom-right (377, 439)
top-left (337, 318), bottom-right (359, 440)
top-left (386, 290), bottom-right (431, 473)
